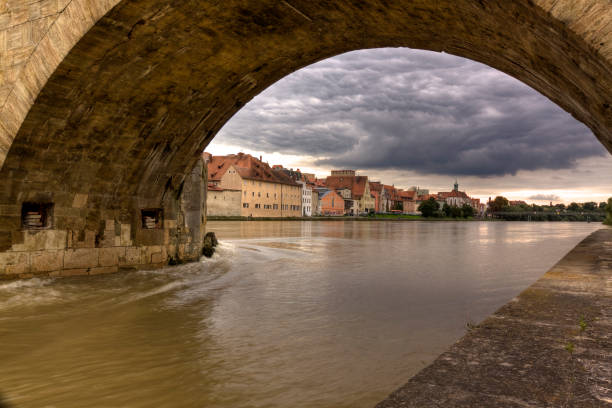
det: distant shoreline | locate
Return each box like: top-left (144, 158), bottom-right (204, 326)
top-left (207, 215), bottom-right (488, 222)
top-left (206, 216), bottom-right (600, 222)
top-left (208, 215), bottom-right (451, 221)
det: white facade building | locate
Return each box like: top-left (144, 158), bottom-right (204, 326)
top-left (298, 181), bottom-right (312, 216)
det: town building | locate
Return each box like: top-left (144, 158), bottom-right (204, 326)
top-left (398, 190), bottom-right (417, 213)
top-left (206, 153), bottom-right (301, 217)
top-left (384, 185), bottom-right (402, 212)
top-left (318, 189), bottom-right (345, 216)
top-left (311, 189), bottom-right (320, 216)
top-left (438, 181), bottom-right (473, 207)
top-left (325, 171), bottom-right (375, 214)
top-left (206, 184), bottom-right (241, 216)
top-left (408, 186), bottom-right (429, 196)
top-left (369, 181), bottom-right (389, 213)
top-left (298, 180), bottom-right (313, 216)
top-left (271, 166), bottom-right (315, 217)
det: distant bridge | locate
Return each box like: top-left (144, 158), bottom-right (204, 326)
top-left (491, 211), bottom-right (602, 221)
top-left (492, 211), bottom-right (601, 216)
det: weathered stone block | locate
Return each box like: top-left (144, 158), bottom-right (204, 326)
top-left (90, 266), bottom-right (118, 275)
top-left (146, 245), bottom-right (162, 263)
top-left (0, 231), bottom-right (11, 251)
top-left (82, 230), bottom-right (95, 248)
top-left (151, 251), bottom-right (164, 264)
top-left (64, 248), bottom-right (98, 269)
top-left (0, 204), bottom-right (20, 216)
top-left (59, 268), bottom-right (89, 277)
top-left (11, 230), bottom-right (65, 251)
top-left (67, 229), bottom-right (95, 248)
top-left (120, 223), bottom-right (131, 246)
top-left (99, 247), bottom-right (125, 267)
top-left (15, 231), bottom-right (46, 251)
top-left (72, 193), bottom-right (88, 208)
top-left (124, 246), bottom-right (139, 265)
top-left (0, 251), bottom-right (29, 275)
top-left (31, 250), bottom-right (63, 272)
top-left (44, 230), bottom-right (67, 250)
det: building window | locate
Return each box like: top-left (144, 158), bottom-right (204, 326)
top-left (258, 192), bottom-right (261, 197)
top-left (266, 193), bottom-right (269, 198)
top-left (21, 202), bottom-right (54, 230)
top-left (252, 192), bottom-right (254, 197)
top-left (243, 203), bottom-right (249, 208)
top-left (141, 209), bottom-right (163, 229)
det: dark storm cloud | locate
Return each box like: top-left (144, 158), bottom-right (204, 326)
top-left (214, 48), bottom-right (606, 176)
top-left (528, 194), bottom-right (561, 201)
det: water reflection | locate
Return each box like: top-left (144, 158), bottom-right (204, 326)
top-left (0, 221), bottom-right (600, 408)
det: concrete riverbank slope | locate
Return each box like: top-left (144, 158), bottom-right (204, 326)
top-left (376, 227), bottom-right (612, 407)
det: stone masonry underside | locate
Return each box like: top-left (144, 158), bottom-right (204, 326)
top-left (376, 228), bottom-right (612, 407)
top-left (0, 0), bottom-right (611, 277)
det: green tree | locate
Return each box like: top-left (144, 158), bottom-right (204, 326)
top-left (442, 203), bottom-right (452, 217)
top-left (461, 203), bottom-right (475, 218)
top-left (449, 206), bottom-right (462, 218)
top-left (599, 202), bottom-right (607, 210)
top-left (418, 197), bottom-right (439, 218)
top-left (568, 202), bottom-right (581, 212)
top-left (489, 196), bottom-right (509, 213)
top-left (583, 201), bottom-right (597, 211)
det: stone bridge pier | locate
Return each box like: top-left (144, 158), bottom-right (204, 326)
top-left (0, 0), bottom-right (610, 277)
top-left (0, 156), bottom-right (206, 277)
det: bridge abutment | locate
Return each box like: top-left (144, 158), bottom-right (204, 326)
top-left (0, 158), bottom-right (207, 279)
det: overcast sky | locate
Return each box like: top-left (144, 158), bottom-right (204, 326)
top-left (208, 48), bottom-right (612, 204)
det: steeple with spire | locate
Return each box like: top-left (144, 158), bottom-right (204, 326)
top-left (453, 179), bottom-right (459, 192)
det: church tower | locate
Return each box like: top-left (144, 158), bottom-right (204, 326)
top-left (453, 179), bottom-right (459, 192)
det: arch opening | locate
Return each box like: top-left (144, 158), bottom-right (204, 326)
top-left (0, 0), bottom-right (610, 277)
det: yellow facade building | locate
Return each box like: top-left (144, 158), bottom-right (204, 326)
top-left (206, 153), bottom-right (301, 218)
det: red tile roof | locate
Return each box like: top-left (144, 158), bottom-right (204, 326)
top-left (417, 193), bottom-right (441, 201)
top-left (439, 190), bottom-right (470, 199)
top-left (207, 183), bottom-right (224, 191)
top-left (369, 181), bottom-right (383, 193)
top-left (325, 175), bottom-right (368, 199)
top-left (206, 153), bottom-right (298, 186)
top-left (398, 190), bottom-right (416, 199)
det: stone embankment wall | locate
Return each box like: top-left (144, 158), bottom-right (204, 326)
top-left (376, 228), bottom-right (612, 407)
top-left (0, 158), bottom-right (207, 279)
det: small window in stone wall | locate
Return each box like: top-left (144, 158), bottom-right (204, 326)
top-left (141, 209), bottom-right (163, 229)
top-left (22, 202), bottom-right (54, 229)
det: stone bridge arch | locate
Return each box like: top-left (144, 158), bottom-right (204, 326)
top-left (0, 0), bottom-right (610, 277)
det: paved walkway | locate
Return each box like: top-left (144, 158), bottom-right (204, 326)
top-left (376, 227), bottom-right (612, 407)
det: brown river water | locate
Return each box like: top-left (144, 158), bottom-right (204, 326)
top-left (0, 221), bottom-right (601, 408)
